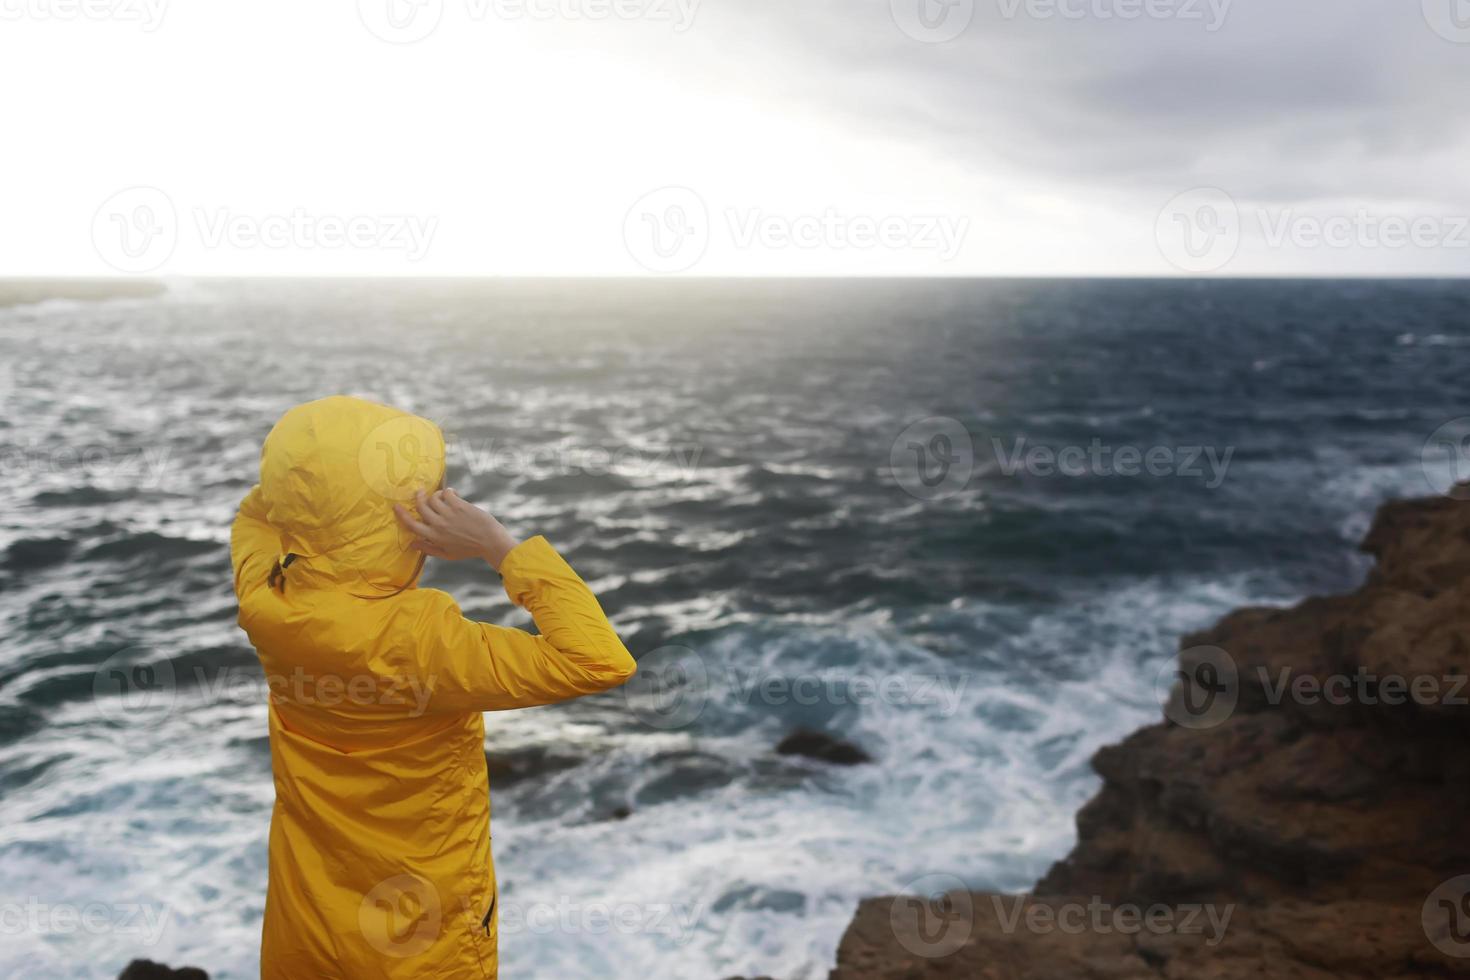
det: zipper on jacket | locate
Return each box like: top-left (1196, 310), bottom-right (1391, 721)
top-left (481, 895), bottom-right (496, 934)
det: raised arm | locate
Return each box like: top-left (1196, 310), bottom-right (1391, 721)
top-left (397, 490), bottom-right (637, 712)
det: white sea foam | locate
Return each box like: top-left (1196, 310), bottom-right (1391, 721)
top-left (0, 280), bottom-right (1453, 979)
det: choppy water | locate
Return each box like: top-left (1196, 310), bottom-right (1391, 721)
top-left (0, 278), bottom-right (1464, 979)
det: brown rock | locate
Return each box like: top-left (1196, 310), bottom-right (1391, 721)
top-left (831, 496), bottom-right (1470, 979)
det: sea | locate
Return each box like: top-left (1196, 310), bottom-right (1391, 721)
top-left (0, 278), bottom-right (1465, 979)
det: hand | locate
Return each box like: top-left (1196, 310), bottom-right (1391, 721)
top-left (394, 489), bottom-right (521, 570)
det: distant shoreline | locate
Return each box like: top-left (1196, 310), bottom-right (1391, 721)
top-left (0, 279), bottom-right (165, 309)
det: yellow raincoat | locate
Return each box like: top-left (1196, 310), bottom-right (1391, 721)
top-left (230, 396), bottom-right (637, 979)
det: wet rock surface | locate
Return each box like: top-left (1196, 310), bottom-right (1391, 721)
top-left (776, 728), bottom-right (873, 766)
top-left (831, 494), bottom-right (1470, 979)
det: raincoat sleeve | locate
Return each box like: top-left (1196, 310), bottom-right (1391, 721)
top-left (230, 485), bottom-right (276, 597)
top-left (412, 535), bottom-right (637, 712)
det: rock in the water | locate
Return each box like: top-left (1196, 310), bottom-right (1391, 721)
top-left (118, 961), bottom-right (209, 980)
top-left (484, 745), bottom-right (581, 787)
top-left (776, 729), bottom-right (871, 766)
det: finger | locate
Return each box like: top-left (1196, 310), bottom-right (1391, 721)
top-left (448, 488), bottom-right (485, 517)
top-left (394, 502), bottom-right (434, 538)
top-left (422, 488), bottom-right (453, 519)
top-left (444, 487), bottom-right (469, 509)
top-left (413, 490), bottom-right (442, 525)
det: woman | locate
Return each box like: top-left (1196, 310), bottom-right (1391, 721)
top-left (231, 396), bottom-right (637, 979)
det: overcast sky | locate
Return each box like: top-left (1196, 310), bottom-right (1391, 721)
top-left (3, 0), bottom-right (1468, 276)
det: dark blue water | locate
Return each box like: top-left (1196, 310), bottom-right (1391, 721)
top-left (0, 278), bottom-right (1463, 978)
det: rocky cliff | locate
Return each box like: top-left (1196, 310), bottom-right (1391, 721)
top-left (831, 494), bottom-right (1470, 979)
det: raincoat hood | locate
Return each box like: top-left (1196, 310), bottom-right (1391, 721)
top-left (257, 395), bottom-right (445, 594)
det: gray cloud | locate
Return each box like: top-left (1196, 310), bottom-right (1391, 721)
top-left (690, 0), bottom-right (1470, 210)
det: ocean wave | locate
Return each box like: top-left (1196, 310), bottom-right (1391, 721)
top-left (0, 279), bottom-right (1460, 978)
